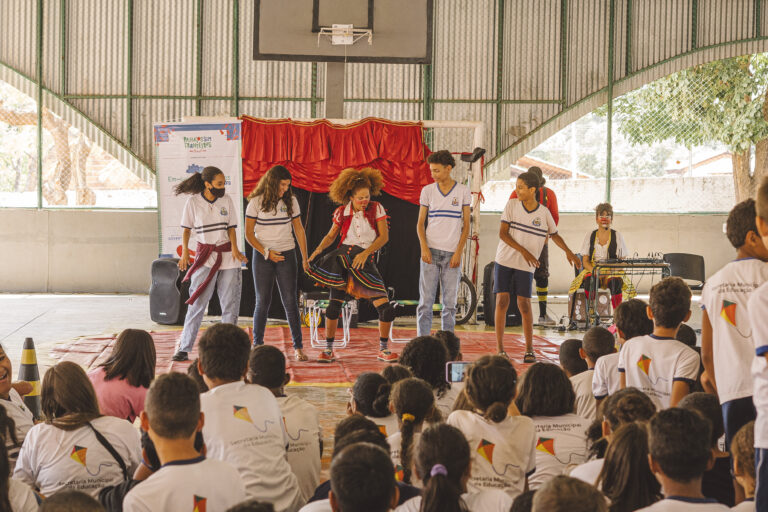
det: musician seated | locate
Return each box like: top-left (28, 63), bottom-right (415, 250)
top-left (570, 203), bottom-right (629, 310)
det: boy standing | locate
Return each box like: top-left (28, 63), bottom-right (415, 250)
top-left (124, 372), bottom-right (247, 512)
top-left (618, 277), bottom-right (700, 409)
top-left (701, 199), bottom-right (768, 449)
top-left (416, 150), bottom-right (471, 336)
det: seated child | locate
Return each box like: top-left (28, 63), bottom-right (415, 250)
top-left (447, 355), bottom-right (536, 498)
top-left (593, 298), bottom-right (653, 407)
top-left (618, 277), bottom-right (700, 409)
top-left (0, 344), bottom-right (34, 467)
top-left (380, 365), bottom-right (412, 386)
top-left (399, 336), bottom-right (459, 415)
top-left (123, 372), bottom-right (247, 511)
top-left (328, 443), bottom-right (398, 512)
top-left (639, 408), bottom-right (728, 511)
top-left (515, 363), bottom-right (591, 489)
top-left (396, 423), bottom-right (513, 511)
top-left (197, 324), bottom-right (303, 512)
top-left (730, 421), bottom-right (756, 511)
top-left (531, 475), bottom-right (608, 512)
top-left (248, 345), bottom-right (322, 503)
top-left (386, 378), bottom-right (434, 487)
top-left (576, 328), bottom-right (614, 419)
top-left (348, 372), bottom-right (399, 438)
top-left (0, 441), bottom-right (37, 512)
top-left (40, 489), bottom-right (104, 511)
top-left (559, 339), bottom-right (588, 378)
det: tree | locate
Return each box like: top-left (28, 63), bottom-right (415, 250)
top-left (607, 54), bottom-right (768, 201)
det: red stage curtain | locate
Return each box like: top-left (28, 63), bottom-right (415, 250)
top-left (241, 117), bottom-right (433, 205)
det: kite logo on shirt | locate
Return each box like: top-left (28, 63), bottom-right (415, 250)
top-left (193, 495), bottom-right (207, 512)
top-left (721, 300), bottom-right (737, 327)
top-left (395, 464), bottom-right (405, 481)
top-left (233, 405), bottom-right (253, 423)
top-left (477, 439), bottom-right (495, 464)
top-left (377, 425), bottom-right (388, 437)
top-left (70, 445), bottom-right (87, 466)
top-left (637, 355), bottom-right (652, 376)
top-left (536, 437), bottom-right (555, 456)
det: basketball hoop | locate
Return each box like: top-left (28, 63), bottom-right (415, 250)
top-left (317, 24), bottom-right (373, 46)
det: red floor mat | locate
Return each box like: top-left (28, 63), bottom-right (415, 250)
top-left (51, 325), bottom-right (562, 385)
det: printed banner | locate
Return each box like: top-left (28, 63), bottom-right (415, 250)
top-left (154, 121), bottom-right (244, 260)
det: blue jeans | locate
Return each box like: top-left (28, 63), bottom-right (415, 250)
top-left (417, 249), bottom-right (461, 336)
top-left (178, 266), bottom-right (242, 353)
top-left (252, 249), bottom-right (303, 349)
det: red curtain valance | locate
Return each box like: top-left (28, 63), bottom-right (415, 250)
top-left (240, 117), bottom-right (433, 205)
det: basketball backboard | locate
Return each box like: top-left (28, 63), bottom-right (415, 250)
top-left (253, 0), bottom-right (432, 64)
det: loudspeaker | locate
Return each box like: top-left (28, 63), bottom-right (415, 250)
top-left (150, 258), bottom-right (191, 325)
top-left (481, 262), bottom-right (522, 327)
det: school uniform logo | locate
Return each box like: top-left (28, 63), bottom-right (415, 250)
top-left (233, 405), bottom-right (253, 423)
top-left (193, 495), bottom-right (207, 512)
top-left (220, 207), bottom-right (228, 216)
top-left (532, 217), bottom-right (542, 227)
top-left (280, 205), bottom-right (288, 212)
top-left (377, 424), bottom-right (389, 437)
top-left (720, 300), bottom-right (737, 326)
top-left (637, 355), bottom-right (652, 376)
top-left (451, 197), bottom-right (459, 206)
top-left (477, 439), bottom-right (495, 464)
top-left (70, 445), bottom-right (87, 466)
top-left (536, 437), bottom-right (555, 456)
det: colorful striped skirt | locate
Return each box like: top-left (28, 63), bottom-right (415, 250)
top-left (306, 244), bottom-right (388, 300)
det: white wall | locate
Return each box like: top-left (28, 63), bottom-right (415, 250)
top-left (0, 209), bottom-right (731, 294)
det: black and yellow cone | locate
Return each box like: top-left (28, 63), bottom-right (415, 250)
top-left (18, 337), bottom-right (41, 420)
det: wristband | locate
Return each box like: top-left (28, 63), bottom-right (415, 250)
top-left (263, 247), bottom-right (270, 260)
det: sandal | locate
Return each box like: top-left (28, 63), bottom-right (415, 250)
top-left (523, 351), bottom-right (536, 363)
top-left (497, 351), bottom-right (510, 360)
top-left (294, 349), bottom-right (309, 362)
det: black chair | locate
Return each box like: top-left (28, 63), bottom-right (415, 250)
top-left (663, 253), bottom-right (705, 291)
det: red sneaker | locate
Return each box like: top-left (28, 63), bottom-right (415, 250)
top-left (377, 350), bottom-right (398, 363)
top-left (317, 350), bottom-right (336, 363)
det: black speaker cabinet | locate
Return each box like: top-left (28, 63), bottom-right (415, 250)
top-left (150, 258), bottom-right (191, 325)
top-left (481, 262), bottom-right (522, 327)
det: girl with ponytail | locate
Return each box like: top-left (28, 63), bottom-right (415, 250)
top-left (395, 423), bottom-right (513, 512)
top-left (388, 378), bottom-right (437, 486)
top-left (172, 166), bottom-right (247, 361)
top-left (347, 372), bottom-right (399, 438)
top-left (446, 355), bottom-right (537, 499)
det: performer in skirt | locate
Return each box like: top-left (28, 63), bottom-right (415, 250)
top-left (307, 167), bottom-right (399, 364)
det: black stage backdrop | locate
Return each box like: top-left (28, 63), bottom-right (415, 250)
top-left (208, 187), bottom-right (422, 322)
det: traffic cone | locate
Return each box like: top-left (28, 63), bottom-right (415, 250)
top-left (18, 338), bottom-right (41, 420)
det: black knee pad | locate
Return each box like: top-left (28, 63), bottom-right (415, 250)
top-left (376, 301), bottom-right (396, 323)
top-left (326, 300), bottom-right (343, 320)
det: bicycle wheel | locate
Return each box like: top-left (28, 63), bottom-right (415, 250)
top-left (455, 275), bottom-right (478, 325)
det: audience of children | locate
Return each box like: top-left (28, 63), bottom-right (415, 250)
top-left (398, 336), bottom-right (459, 416)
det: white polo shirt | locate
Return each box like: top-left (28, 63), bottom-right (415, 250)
top-left (123, 456), bottom-right (247, 512)
top-left (276, 394), bottom-right (322, 502)
top-left (592, 352), bottom-right (621, 399)
top-left (570, 369), bottom-right (597, 420)
top-left (420, 182), bottom-right (471, 253)
top-left (334, 203), bottom-right (387, 249)
top-left (200, 381), bottom-right (304, 512)
top-left (446, 410), bottom-right (537, 499)
top-left (180, 193), bottom-right (239, 269)
top-left (528, 414), bottom-right (591, 489)
top-left (617, 335), bottom-right (700, 410)
top-left (700, 258), bottom-right (768, 404)
top-left (246, 195), bottom-right (301, 253)
top-left (748, 280), bottom-right (768, 448)
top-left (14, 415), bottom-right (141, 498)
top-left (495, 199), bottom-right (557, 272)
top-left (0, 388), bottom-right (34, 467)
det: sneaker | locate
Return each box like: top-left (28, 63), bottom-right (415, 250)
top-left (171, 351), bottom-right (189, 362)
top-left (377, 350), bottom-right (398, 363)
top-left (537, 315), bottom-right (557, 326)
top-left (523, 351), bottom-right (536, 364)
top-left (317, 350), bottom-right (336, 363)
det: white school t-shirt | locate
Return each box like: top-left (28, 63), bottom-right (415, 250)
top-left (200, 381), bottom-right (303, 512)
top-left (569, 458), bottom-right (604, 487)
top-left (570, 369), bottom-right (597, 420)
top-left (365, 414), bottom-right (400, 439)
top-left (446, 410), bottom-right (537, 499)
top-left (8, 478), bottom-right (38, 512)
top-left (420, 182), bottom-right (471, 252)
top-left (123, 456), bottom-right (247, 512)
top-left (435, 384), bottom-right (462, 417)
top-left (0, 388), bottom-right (34, 466)
top-left (637, 497), bottom-right (730, 511)
top-left (395, 490), bottom-right (513, 512)
top-left (618, 335), bottom-right (700, 410)
top-left (495, 199), bottom-right (557, 273)
top-left (13, 415), bottom-right (141, 498)
top-left (387, 431), bottom-right (422, 487)
top-left (730, 499), bottom-right (755, 511)
top-left (276, 394), bottom-right (322, 502)
top-left (245, 195), bottom-right (301, 253)
top-left (700, 258), bottom-right (768, 403)
top-left (579, 230), bottom-right (628, 262)
top-left (593, 352), bottom-right (621, 399)
top-left (528, 414), bottom-right (591, 489)
top-left (748, 280), bottom-right (768, 448)
top-left (334, 203), bottom-right (387, 249)
top-left (180, 193), bottom-right (239, 269)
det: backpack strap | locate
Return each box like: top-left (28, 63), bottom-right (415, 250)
top-left (87, 422), bottom-right (129, 480)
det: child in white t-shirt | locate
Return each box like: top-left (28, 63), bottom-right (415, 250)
top-left (557, 339), bottom-right (592, 419)
top-left (328, 443), bottom-right (399, 512)
top-left (730, 421), bottom-right (756, 511)
top-left (618, 277), bottom-right (700, 409)
top-left (14, 361), bottom-right (141, 499)
top-left (123, 372), bottom-right (247, 512)
top-left (531, 475), bottom-right (608, 512)
top-left (576, 326), bottom-right (616, 420)
top-left (399, 335), bottom-right (456, 417)
top-left (387, 378), bottom-right (435, 487)
top-left (0, 345), bottom-right (34, 468)
top-left (348, 372), bottom-right (399, 438)
top-left (700, 199), bottom-right (768, 449)
top-left (637, 408), bottom-right (729, 511)
top-left (447, 355), bottom-right (536, 499)
top-left (396, 423), bottom-right (512, 512)
top-left (248, 345), bottom-right (322, 502)
top-left (515, 362), bottom-right (591, 489)
top-left (196, 324), bottom-right (304, 512)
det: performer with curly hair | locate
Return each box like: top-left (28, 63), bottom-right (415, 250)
top-left (307, 167), bottom-right (398, 364)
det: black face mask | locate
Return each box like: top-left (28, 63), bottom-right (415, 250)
top-left (209, 186), bottom-right (226, 198)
